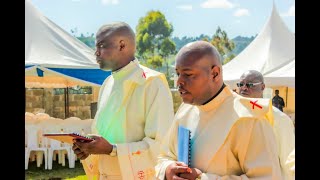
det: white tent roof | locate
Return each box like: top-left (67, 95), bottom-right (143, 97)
top-left (25, 0), bottom-right (112, 88)
top-left (25, 0), bottom-right (98, 69)
top-left (264, 59), bottom-right (295, 87)
top-left (223, 4), bottom-right (295, 88)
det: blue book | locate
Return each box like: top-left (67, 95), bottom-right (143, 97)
top-left (178, 126), bottom-right (191, 167)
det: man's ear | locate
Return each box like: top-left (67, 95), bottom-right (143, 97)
top-left (211, 66), bottom-right (220, 80)
top-left (119, 40), bottom-right (125, 51)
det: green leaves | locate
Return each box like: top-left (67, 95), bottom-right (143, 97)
top-left (210, 26), bottom-right (235, 64)
top-left (147, 55), bottom-right (164, 70)
top-left (160, 38), bottom-right (176, 57)
top-left (136, 10), bottom-right (176, 76)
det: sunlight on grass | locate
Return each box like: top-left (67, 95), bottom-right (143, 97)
top-left (26, 160), bottom-right (87, 180)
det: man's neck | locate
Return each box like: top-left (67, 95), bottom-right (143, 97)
top-left (202, 83), bottom-right (226, 105)
top-left (112, 57), bottom-right (135, 72)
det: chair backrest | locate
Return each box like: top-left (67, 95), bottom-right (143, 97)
top-left (63, 117), bottom-right (83, 134)
top-left (35, 113), bottom-right (50, 121)
top-left (39, 118), bottom-right (65, 147)
top-left (25, 117), bottom-right (39, 125)
top-left (25, 112), bottom-right (39, 125)
top-left (65, 117), bottom-right (82, 121)
top-left (80, 119), bottom-right (94, 135)
top-left (25, 112), bottom-right (35, 118)
top-left (39, 118), bottom-right (64, 133)
top-left (47, 139), bottom-right (63, 148)
top-left (25, 124), bottom-right (43, 148)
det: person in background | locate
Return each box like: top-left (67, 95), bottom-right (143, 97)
top-left (72, 21), bottom-right (175, 180)
top-left (238, 70), bottom-right (295, 180)
top-left (272, 89), bottom-right (285, 112)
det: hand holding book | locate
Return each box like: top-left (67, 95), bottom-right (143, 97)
top-left (43, 133), bottom-right (93, 144)
top-left (178, 126), bottom-right (191, 167)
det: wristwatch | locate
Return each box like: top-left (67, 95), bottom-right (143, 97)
top-left (195, 173), bottom-right (202, 180)
top-left (109, 144), bottom-right (117, 157)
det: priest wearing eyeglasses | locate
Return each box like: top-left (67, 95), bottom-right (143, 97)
top-left (237, 70), bottom-right (295, 180)
top-left (237, 70), bottom-right (265, 98)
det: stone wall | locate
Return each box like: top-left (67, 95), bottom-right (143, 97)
top-left (25, 88), bottom-right (183, 119)
top-left (25, 88), bottom-right (44, 114)
top-left (68, 94), bottom-right (92, 119)
top-left (26, 88), bottom-right (93, 119)
top-left (52, 94), bottom-right (66, 119)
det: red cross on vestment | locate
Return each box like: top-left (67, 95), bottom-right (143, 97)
top-left (250, 100), bottom-right (262, 109)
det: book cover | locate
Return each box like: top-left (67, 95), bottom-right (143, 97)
top-left (43, 133), bottom-right (93, 144)
top-left (178, 125), bottom-right (191, 167)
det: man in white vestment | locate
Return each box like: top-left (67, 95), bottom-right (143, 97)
top-left (237, 70), bottom-right (295, 180)
top-left (156, 41), bottom-right (282, 180)
top-left (72, 22), bottom-right (175, 180)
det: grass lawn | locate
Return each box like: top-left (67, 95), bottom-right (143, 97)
top-left (25, 160), bottom-right (88, 180)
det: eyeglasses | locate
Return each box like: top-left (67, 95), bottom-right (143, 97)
top-left (236, 82), bottom-right (263, 88)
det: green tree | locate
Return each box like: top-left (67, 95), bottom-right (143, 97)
top-left (136, 10), bottom-right (176, 76)
top-left (71, 28), bottom-right (95, 49)
top-left (210, 26), bottom-right (235, 64)
top-left (159, 38), bottom-right (176, 76)
top-left (146, 55), bottom-right (164, 70)
top-left (223, 54), bottom-right (236, 64)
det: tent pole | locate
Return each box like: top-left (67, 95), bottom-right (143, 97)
top-left (286, 87), bottom-right (288, 107)
top-left (42, 88), bottom-right (45, 111)
top-left (64, 88), bottom-right (70, 118)
top-left (67, 87), bottom-right (69, 118)
top-left (64, 88), bottom-right (67, 118)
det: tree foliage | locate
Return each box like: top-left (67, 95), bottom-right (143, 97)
top-left (160, 38), bottom-right (176, 75)
top-left (71, 28), bottom-right (95, 49)
top-left (147, 55), bottom-right (164, 70)
top-left (136, 10), bottom-right (176, 75)
top-left (172, 34), bottom-right (211, 51)
top-left (231, 35), bottom-right (255, 55)
top-left (210, 26), bottom-right (235, 64)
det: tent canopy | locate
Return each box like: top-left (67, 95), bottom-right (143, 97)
top-left (25, 0), bottom-right (110, 87)
top-left (222, 4), bottom-right (295, 89)
top-left (264, 59), bottom-right (295, 87)
top-left (25, 66), bottom-right (110, 88)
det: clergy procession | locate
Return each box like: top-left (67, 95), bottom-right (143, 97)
top-left (26, 0), bottom-right (295, 179)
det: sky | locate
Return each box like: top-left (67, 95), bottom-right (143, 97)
top-left (29, 0), bottom-right (295, 39)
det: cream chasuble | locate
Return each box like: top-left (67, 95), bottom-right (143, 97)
top-left (272, 107), bottom-right (295, 180)
top-left (156, 86), bottom-right (282, 180)
top-left (82, 59), bottom-right (174, 180)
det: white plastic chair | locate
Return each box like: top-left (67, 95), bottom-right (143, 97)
top-left (25, 112), bottom-right (35, 118)
top-left (40, 118), bottom-right (73, 170)
top-left (25, 112), bottom-right (40, 125)
top-left (80, 119), bottom-right (93, 135)
top-left (65, 116), bottom-right (82, 121)
top-left (25, 112), bottom-right (38, 162)
top-left (46, 138), bottom-right (73, 170)
top-left (25, 124), bottom-right (48, 170)
top-left (34, 113), bottom-right (50, 122)
top-left (62, 117), bottom-right (85, 168)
